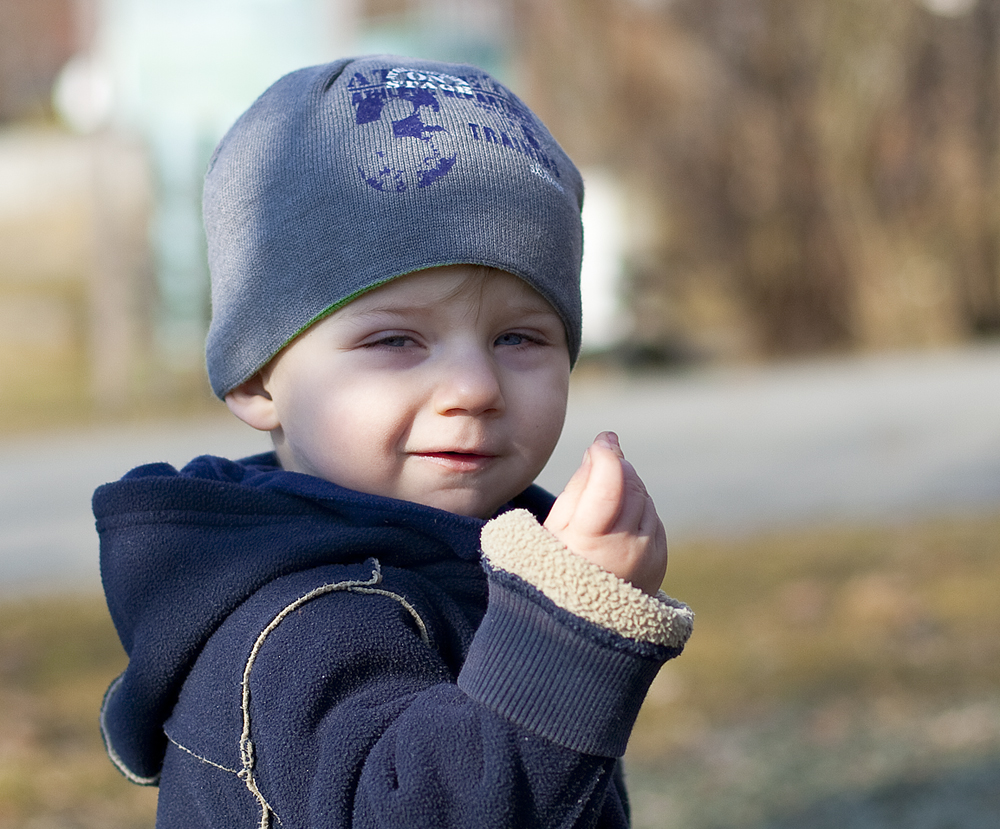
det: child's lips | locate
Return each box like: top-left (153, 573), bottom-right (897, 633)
top-left (414, 450), bottom-right (498, 472)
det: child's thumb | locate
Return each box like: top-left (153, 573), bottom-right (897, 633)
top-left (544, 445), bottom-right (592, 532)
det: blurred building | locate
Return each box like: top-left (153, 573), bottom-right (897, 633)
top-left (1, 0), bottom-right (355, 424)
top-left (0, 0), bottom-right (100, 425)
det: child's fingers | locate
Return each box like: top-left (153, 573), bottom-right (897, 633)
top-left (544, 431), bottom-right (669, 595)
top-left (599, 430), bottom-right (625, 460)
top-left (641, 496), bottom-right (668, 560)
top-left (614, 459), bottom-right (649, 532)
top-left (639, 496), bottom-right (669, 591)
top-left (568, 437), bottom-right (625, 536)
top-left (638, 493), bottom-right (662, 538)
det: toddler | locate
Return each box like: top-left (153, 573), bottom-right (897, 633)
top-left (95, 55), bottom-right (693, 828)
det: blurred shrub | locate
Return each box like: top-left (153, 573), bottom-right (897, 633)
top-left (513, 0), bottom-right (1000, 359)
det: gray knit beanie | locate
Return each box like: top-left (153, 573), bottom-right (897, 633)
top-left (203, 55), bottom-right (584, 399)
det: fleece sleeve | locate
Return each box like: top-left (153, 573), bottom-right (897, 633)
top-left (458, 509), bottom-right (693, 758)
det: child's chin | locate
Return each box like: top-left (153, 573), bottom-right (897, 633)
top-left (410, 491), bottom-right (502, 520)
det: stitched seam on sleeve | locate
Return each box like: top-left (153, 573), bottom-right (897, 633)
top-left (481, 509), bottom-right (693, 648)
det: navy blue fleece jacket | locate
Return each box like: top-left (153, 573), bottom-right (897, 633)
top-left (94, 452), bottom-right (692, 828)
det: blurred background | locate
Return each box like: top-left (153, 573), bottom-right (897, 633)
top-left (1, 0), bottom-right (999, 827)
top-left (3, 0), bottom-right (1000, 422)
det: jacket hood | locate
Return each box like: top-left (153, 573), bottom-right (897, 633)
top-left (94, 451), bottom-right (553, 783)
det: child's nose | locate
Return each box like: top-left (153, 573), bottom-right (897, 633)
top-left (432, 350), bottom-right (505, 417)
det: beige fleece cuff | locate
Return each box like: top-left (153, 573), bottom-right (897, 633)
top-left (481, 509), bottom-right (693, 649)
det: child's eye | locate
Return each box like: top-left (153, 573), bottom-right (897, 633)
top-left (495, 332), bottom-right (535, 347)
top-left (369, 334), bottom-right (413, 348)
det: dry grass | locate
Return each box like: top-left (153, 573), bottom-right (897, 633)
top-left (626, 509), bottom-right (1000, 828)
top-left (1, 510), bottom-right (998, 827)
top-left (634, 510), bottom-right (1000, 748)
top-left (0, 596), bottom-right (157, 828)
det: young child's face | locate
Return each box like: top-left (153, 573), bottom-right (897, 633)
top-left (232, 265), bottom-right (571, 518)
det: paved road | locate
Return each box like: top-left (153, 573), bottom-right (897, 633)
top-left (2, 344), bottom-right (998, 594)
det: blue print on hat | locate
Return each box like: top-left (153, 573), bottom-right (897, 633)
top-left (350, 68), bottom-right (470, 192)
top-left (347, 65), bottom-right (563, 194)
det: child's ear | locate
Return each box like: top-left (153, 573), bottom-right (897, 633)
top-left (225, 373), bottom-right (280, 432)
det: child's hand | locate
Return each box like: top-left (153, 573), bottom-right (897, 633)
top-left (543, 431), bottom-right (668, 597)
